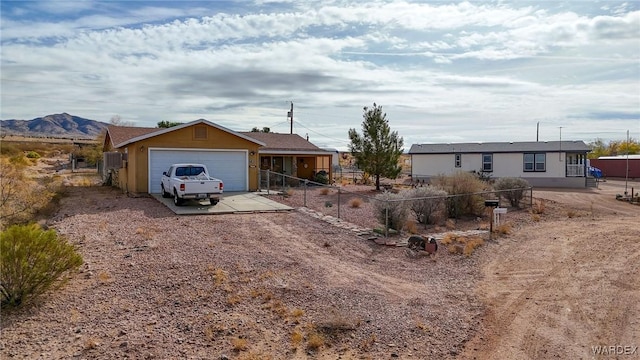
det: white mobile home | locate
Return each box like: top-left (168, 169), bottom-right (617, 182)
top-left (409, 141), bottom-right (593, 188)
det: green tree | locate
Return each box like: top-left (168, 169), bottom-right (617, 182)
top-left (157, 121), bottom-right (183, 128)
top-left (588, 138), bottom-right (640, 158)
top-left (251, 127), bottom-right (271, 133)
top-left (348, 103), bottom-right (404, 191)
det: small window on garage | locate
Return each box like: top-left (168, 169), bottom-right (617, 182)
top-left (194, 126), bottom-right (208, 140)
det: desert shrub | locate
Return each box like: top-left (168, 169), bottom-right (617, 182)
top-left (531, 199), bottom-right (546, 214)
top-left (231, 337), bottom-right (248, 351)
top-left (314, 171), bottom-right (329, 185)
top-left (319, 188), bottom-right (330, 195)
top-left (494, 177), bottom-right (530, 208)
top-left (26, 151), bottom-right (41, 159)
top-left (373, 191), bottom-right (409, 232)
top-left (463, 237), bottom-right (485, 256)
top-left (432, 171), bottom-right (486, 218)
top-left (405, 187), bottom-right (447, 226)
top-left (1, 224), bottom-right (83, 308)
top-left (0, 143), bottom-right (21, 156)
top-left (1, 159), bottom-right (59, 226)
top-left (349, 197), bottom-right (363, 208)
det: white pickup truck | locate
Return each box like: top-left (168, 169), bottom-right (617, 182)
top-left (161, 164), bottom-right (223, 206)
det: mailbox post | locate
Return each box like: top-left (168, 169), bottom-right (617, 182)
top-left (484, 199), bottom-right (499, 240)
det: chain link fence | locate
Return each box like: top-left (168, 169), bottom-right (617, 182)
top-left (259, 170), bottom-right (533, 236)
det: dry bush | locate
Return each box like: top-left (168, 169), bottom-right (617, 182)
top-left (441, 233), bottom-right (457, 245)
top-left (135, 227), bottom-right (155, 240)
top-left (404, 220), bottom-right (418, 234)
top-left (0, 158), bottom-right (59, 226)
top-left (445, 219), bottom-right (456, 230)
top-left (405, 186), bottom-right (447, 226)
top-left (432, 171), bottom-right (487, 218)
top-left (373, 191), bottom-right (409, 231)
top-left (531, 199), bottom-right (546, 214)
top-left (290, 308), bottom-right (305, 319)
top-left (291, 329), bottom-right (304, 346)
top-left (463, 237), bottom-right (485, 256)
top-left (210, 267), bottom-right (227, 285)
top-left (319, 188), bottom-right (330, 195)
top-left (494, 222), bottom-right (512, 235)
top-left (566, 210), bottom-right (577, 218)
top-left (84, 337), bottom-right (99, 350)
top-left (531, 214), bottom-right (541, 222)
top-left (494, 177), bottom-right (530, 208)
top-left (349, 197), bottom-right (363, 208)
top-left (231, 337), bottom-right (248, 351)
top-left (448, 245), bottom-right (463, 254)
top-left (415, 321), bottom-right (430, 333)
top-left (307, 332), bottom-right (325, 350)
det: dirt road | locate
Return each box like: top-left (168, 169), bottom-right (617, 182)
top-left (462, 180), bottom-right (640, 359)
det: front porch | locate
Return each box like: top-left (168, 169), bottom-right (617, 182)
top-left (259, 154), bottom-right (332, 182)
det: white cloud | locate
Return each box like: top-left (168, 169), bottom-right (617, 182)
top-left (1, 1), bottom-right (638, 150)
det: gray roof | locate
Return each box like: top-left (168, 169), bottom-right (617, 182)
top-left (408, 141), bottom-right (591, 154)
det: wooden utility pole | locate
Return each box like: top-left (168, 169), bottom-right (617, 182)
top-left (288, 102), bottom-right (293, 134)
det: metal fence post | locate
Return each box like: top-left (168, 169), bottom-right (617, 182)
top-left (304, 180), bottom-right (307, 207)
top-left (385, 202), bottom-right (389, 237)
top-left (337, 187), bottom-right (341, 219)
top-left (266, 170), bottom-right (270, 195)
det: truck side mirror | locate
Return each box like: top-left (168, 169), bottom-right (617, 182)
top-left (162, 171), bottom-right (167, 176)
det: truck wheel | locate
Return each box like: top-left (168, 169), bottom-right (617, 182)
top-left (210, 199), bottom-right (219, 206)
top-left (161, 185), bottom-right (170, 198)
top-left (173, 190), bottom-right (184, 206)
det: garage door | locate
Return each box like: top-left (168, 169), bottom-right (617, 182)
top-left (148, 148), bottom-right (247, 193)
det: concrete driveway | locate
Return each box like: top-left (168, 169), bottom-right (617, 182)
top-left (151, 192), bottom-right (293, 215)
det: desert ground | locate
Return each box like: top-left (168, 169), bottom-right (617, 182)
top-left (1, 162), bottom-right (638, 359)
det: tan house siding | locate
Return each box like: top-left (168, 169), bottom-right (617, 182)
top-left (107, 123), bottom-right (261, 194)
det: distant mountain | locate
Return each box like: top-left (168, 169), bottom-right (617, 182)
top-left (0, 113), bottom-right (109, 139)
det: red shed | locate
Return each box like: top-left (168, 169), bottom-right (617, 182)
top-left (590, 155), bottom-right (640, 179)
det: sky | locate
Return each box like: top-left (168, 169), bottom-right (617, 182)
top-left (1, 0), bottom-right (639, 151)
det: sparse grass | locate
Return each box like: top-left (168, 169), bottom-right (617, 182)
top-left (531, 199), bottom-right (546, 214)
top-left (415, 320), bottom-right (430, 333)
top-left (320, 188), bottom-right (330, 195)
top-left (97, 271), bottom-right (112, 284)
top-left (445, 218), bottom-right (456, 230)
top-left (135, 227), bottom-right (155, 240)
top-left (227, 294), bottom-right (242, 306)
top-left (566, 209), bottom-right (577, 218)
top-left (84, 337), bottom-right (99, 350)
top-left (210, 267), bottom-right (227, 285)
top-left (306, 331), bottom-right (325, 350)
top-left (231, 337), bottom-right (248, 351)
top-left (441, 233), bottom-right (456, 245)
top-left (463, 237), bottom-right (484, 257)
top-left (291, 308), bottom-right (305, 319)
top-left (405, 220), bottom-right (418, 234)
top-left (349, 197), bottom-right (363, 208)
top-left (494, 222), bottom-right (512, 235)
top-left (291, 329), bottom-right (304, 346)
top-left (531, 213), bottom-right (541, 222)
top-left (448, 244), bottom-right (463, 254)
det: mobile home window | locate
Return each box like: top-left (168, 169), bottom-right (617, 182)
top-left (482, 153), bottom-right (493, 172)
top-left (455, 153), bottom-right (461, 168)
top-left (524, 153), bottom-right (546, 172)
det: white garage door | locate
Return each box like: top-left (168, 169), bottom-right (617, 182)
top-left (148, 148), bottom-right (248, 193)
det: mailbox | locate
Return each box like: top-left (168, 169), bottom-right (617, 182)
top-left (484, 199), bottom-right (499, 207)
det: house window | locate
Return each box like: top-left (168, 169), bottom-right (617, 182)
top-left (524, 153), bottom-right (546, 172)
top-left (482, 153), bottom-right (493, 172)
top-left (194, 126), bottom-right (208, 140)
top-left (455, 154), bottom-right (461, 168)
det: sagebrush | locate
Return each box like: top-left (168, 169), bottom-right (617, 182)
top-left (405, 187), bottom-right (447, 226)
top-left (373, 191), bottom-right (409, 231)
top-left (1, 224), bottom-right (83, 308)
top-left (494, 177), bottom-right (530, 207)
top-left (432, 171), bottom-right (486, 218)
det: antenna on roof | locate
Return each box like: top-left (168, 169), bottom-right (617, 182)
top-left (536, 122), bottom-right (539, 142)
